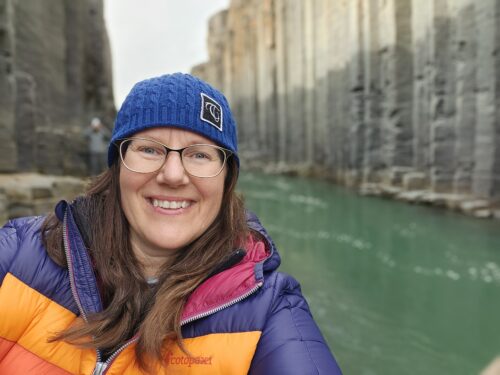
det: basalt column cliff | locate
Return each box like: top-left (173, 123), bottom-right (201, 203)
top-left (193, 0), bottom-right (500, 216)
top-left (0, 0), bottom-right (114, 175)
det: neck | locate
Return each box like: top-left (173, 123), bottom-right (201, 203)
top-left (130, 237), bottom-right (178, 278)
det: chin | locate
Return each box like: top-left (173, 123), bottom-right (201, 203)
top-left (153, 236), bottom-right (195, 252)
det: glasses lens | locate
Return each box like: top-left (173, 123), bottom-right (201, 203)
top-left (120, 139), bottom-right (166, 173)
top-left (182, 145), bottom-right (226, 177)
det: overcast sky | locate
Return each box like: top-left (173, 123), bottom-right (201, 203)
top-left (104, 0), bottom-right (229, 108)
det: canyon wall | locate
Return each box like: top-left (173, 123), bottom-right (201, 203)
top-left (0, 0), bottom-right (115, 175)
top-left (193, 0), bottom-right (500, 213)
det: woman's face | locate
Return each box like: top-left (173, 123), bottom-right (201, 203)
top-left (119, 127), bottom-right (227, 264)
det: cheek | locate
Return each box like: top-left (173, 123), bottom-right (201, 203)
top-left (119, 168), bottom-right (144, 194)
top-left (119, 171), bottom-right (131, 202)
top-left (213, 184), bottom-right (226, 215)
top-left (199, 179), bottom-right (226, 218)
top-left (119, 170), bottom-right (142, 219)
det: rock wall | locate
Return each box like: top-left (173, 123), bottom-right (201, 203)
top-left (0, 0), bottom-right (115, 176)
top-left (193, 0), bottom-right (500, 214)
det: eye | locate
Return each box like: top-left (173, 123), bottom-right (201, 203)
top-left (128, 140), bottom-right (165, 158)
top-left (193, 152), bottom-right (210, 159)
top-left (185, 151), bottom-right (212, 161)
top-left (183, 146), bottom-right (219, 162)
top-left (138, 146), bottom-right (160, 155)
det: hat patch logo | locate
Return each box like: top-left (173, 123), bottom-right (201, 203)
top-left (200, 93), bottom-right (223, 131)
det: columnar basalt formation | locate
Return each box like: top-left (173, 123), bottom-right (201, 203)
top-left (193, 0), bottom-right (500, 216)
top-left (0, 0), bottom-right (115, 175)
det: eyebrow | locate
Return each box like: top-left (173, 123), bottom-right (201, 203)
top-left (138, 135), bottom-right (213, 146)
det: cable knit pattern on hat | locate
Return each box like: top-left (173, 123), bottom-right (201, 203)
top-left (108, 73), bottom-right (238, 167)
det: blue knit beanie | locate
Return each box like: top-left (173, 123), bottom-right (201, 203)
top-left (108, 73), bottom-right (238, 167)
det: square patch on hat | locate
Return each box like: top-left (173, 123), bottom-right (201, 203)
top-left (200, 93), bottom-right (223, 131)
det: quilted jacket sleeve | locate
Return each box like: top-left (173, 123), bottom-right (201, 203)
top-left (249, 273), bottom-right (343, 375)
top-left (0, 220), bottom-right (19, 285)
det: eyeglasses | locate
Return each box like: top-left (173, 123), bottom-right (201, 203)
top-left (118, 137), bottom-right (232, 178)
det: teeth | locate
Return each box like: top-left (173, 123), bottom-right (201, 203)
top-left (152, 199), bottom-right (191, 209)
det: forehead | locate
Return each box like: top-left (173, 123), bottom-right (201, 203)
top-left (133, 127), bottom-right (216, 146)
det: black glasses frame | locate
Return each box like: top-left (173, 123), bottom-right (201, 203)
top-left (117, 137), bottom-right (232, 178)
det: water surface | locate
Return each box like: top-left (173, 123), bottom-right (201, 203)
top-left (238, 172), bottom-right (500, 375)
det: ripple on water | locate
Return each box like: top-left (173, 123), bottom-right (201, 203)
top-left (392, 222), bottom-right (419, 238)
top-left (266, 225), bottom-right (373, 251)
top-left (272, 179), bottom-right (292, 191)
top-left (444, 250), bottom-right (460, 264)
top-left (288, 194), bottom-right (328, 209)
top-left (413, 262), bottom-right (500, 284)
top-left (243, 190), bottom-right (280, 201)
top-left (243, 190), bottom-right (329, 211)
top-left (376, 251), bottom-right (397, 268)
top-left (271, 226), bottom-right (396, 272)
top-left (445, 270), bottom-right (460, 281)
top-left (332, 233), bottom-right (372, 250)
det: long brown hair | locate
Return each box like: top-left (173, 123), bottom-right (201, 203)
top-left (42, 156), bottom-right (248, 369)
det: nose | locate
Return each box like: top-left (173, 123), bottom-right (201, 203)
top-left (155, 151), bottom-right (189, 186)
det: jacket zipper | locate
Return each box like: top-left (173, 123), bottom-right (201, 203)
top-left (62, 213), bottom-right (88, 322)
top-left (180, 282), bottom-right (263, 325)
top-left (92, 362), bottom-right (107, 375)
top-left (92, 336), bottom-right (138, 375)
top-left (62, 213), bottom-right (109, 375)
top-left (62, 213), bottom-right (136, 375)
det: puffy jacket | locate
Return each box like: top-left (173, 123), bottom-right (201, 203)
top-left (0, 200), bottom-right (343, 374)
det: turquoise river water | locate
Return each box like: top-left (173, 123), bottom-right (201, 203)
top-left (238, 172), bottom-right (500, 375)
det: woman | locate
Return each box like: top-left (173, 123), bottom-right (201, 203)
top-left (0, 73), bottom-right (343, 374)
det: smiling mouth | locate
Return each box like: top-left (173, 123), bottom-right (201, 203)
top-left (150, 199), bottom-right (192, 210)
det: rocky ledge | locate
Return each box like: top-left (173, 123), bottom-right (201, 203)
top-left (0, 173), bottom-right (87, 225)
top-left (246, 160), bottom-right (500, 221)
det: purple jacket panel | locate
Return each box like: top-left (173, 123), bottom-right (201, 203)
top-left (0, 216), bottom-right (78, 315)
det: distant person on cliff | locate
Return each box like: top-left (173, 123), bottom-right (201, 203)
top-left (85, 117), bottom-right (111, 175)
top-left (0, 73), bottom-right (343, 374)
